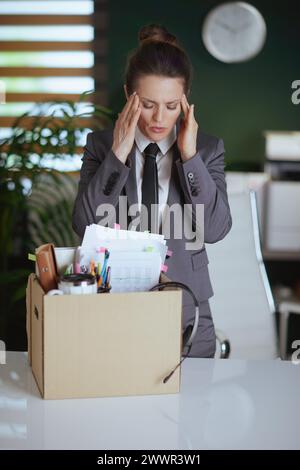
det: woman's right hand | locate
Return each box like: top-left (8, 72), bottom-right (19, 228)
top-left (112, 92), bottom-right (141, 164)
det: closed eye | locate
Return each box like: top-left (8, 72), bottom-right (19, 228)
top-left (143, 104), bottom-right (178, 110)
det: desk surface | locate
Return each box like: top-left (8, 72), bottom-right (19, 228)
top-left (1, 352), bottom-right (299, 450)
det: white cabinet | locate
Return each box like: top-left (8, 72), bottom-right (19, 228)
top-left (264, 181), bottom-right (300, 252)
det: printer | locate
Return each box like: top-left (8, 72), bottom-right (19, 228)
top-left (262, 131), bottom-right (300, 254)
top-left (264, 131), bottom-right (300, 180)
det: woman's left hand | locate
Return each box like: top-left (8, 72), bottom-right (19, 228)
top-left (177, 94), bottom-right (198, 162)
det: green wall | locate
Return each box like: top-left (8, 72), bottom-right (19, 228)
top-left (107, 0), bottom-right (300, 170)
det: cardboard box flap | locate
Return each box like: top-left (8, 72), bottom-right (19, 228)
top-left (26, 274), bottom-right (34, 366)
top-left (30, 275), bottom-right (45, 397)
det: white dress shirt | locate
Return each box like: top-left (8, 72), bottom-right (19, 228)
top-left (134, 124), bottom-right (177, 229)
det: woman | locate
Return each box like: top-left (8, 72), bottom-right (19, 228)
top-left (72, 24), bottom-right (232, 358)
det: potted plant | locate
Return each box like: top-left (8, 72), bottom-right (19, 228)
top-left (0, 91), bottom-right (115, 348)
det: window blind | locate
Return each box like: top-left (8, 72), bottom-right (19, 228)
top-left (0, 0), bottom-right (108, 138)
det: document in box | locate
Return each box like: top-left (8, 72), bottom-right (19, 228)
top-left (82, 224), bottom-right (166, 246)
top-left (79, 224), bottom-right (167, 292)
top-left (81, 235), bottom-right (167, 264)
top-left (81, 224), bottom-right (168, 262)
top-left (108, 251), bottom-right (162, 292)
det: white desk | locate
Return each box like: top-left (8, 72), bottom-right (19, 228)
top-left (1, 352), bottom-right (299, 450)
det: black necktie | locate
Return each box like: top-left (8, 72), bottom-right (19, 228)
top-left (141, 143), bottom-right (160, 233)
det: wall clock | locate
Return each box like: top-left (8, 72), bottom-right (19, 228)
top-left (202, 2), bottom-right (267, 63)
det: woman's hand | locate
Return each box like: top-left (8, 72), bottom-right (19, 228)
top-left (112, 92), bottom-right (142, 164)
top-left (177, 94), bottom-right (199, 162)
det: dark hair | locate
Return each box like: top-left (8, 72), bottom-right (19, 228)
top-left (125, 24), bottom-right (193, 95)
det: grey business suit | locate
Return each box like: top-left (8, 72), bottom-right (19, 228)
top-left (72, 119), bottom-right (232, 358)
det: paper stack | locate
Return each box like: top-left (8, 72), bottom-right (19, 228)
top-left (78, 224), bottom-right (169, 292)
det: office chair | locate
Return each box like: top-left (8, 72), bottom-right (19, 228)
top-left (206, 188), bottom-right (277, 359)
top-left (150, 281), bottom-right (231, 363)
top-left (215, 329), bottom-right (231, 358)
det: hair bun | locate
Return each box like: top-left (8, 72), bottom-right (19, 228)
top-left (138, 24), bottom-right (178, 46)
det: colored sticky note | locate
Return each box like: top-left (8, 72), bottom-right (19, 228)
top-left (161, 264), bottom-right (168, 273)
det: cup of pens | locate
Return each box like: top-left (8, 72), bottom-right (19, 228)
top-left (75, 247), bottom-right (112, 294)
top-left (58, 273), bottom-right (97, 295)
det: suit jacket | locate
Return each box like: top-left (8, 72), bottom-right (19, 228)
top-left (72, 119), bottom-right (232, 309)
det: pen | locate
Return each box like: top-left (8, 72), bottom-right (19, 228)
top-left (100, 249), bottom-right (110, 279)
top-left (102, 264), bottom-right (110, 286)
top-left (80, 264), bottom-right (88, 274)
top-left (105, 266), bottom-right (111, 289)
top-left (90, 259), bottom-right (95, 276)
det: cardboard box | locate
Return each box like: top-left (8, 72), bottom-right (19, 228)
top-left (26, 260), bottom-right (182, 399)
